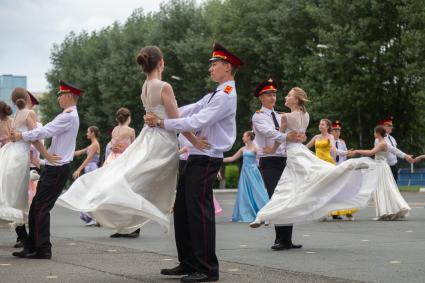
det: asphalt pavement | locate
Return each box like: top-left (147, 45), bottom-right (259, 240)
top-left (1, 191), bottom-right (424, 283)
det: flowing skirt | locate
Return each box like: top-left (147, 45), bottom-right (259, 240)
top-left (232, 164), bottom-right (269, 222)
top-left (0, 141), bottom-right (30, 224)
top-left (57, 126), bottom-right (179, 233)
top-left (254, 144), bottom-right (378, 225)
top-left (374, 160), bottom-right (410, 220)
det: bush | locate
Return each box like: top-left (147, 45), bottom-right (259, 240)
top-left (225, 164), bottom-right (239, 189)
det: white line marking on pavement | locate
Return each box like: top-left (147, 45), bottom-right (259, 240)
top-left (303, 234), bottom-right (311, 237)
top-left (305, 251), bottom-right (316, 254)
top-left (239, 245), bottom-right (248, 247)
top-left (0, 263), bottom-right (11, 266)
top-left (390, 261), bottom-right (401, 264)
top-left (405, 230), bottom-right (413, 233)
top-left (162, 258), bottom-right (173, 261)
top-left (107, 249), bottom-right (117, 252)
top-left (227, 268), bottom-right (240, 272)
top-left (67, 242), bottom-right (76, 245)
top-left (361, 240), bottom-right (369, 242)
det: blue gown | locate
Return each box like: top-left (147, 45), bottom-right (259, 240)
top-left (232, 150), bottom-right (269, 222)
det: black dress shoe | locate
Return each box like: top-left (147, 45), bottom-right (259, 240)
top-left (110, 228), bottom-right (140, 238)
top-left (14, 241), bottom-right (24, 248)
top-left (161, 264), bottom-right (194, 276)
top-left (180, 272), bottom-right (218, 282)
top-left (12, 249), bottom-right (33, 258)
top-left (24, 251), bottom-right (52, 259)
top-left (271, 243), bottom-right (303, 251)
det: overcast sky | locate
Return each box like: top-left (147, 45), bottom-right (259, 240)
top-left (0, 0), bottom-right (161, 92)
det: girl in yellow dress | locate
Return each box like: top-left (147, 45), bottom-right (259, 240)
top-left (306, 119), bottom-right (358, 220)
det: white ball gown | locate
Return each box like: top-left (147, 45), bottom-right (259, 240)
top-left (252, 111), bottom-right (379, 225)
top-left (57, 79), bottom-right (179, 233)
top-left (373, 150), bottom-right (410, 220)
top-left (0, 109), bottom-right (31, 224)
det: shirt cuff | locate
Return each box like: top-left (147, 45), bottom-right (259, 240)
top-left (22, 131), bottom-right (30, 142)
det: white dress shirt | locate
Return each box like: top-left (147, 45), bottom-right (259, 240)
top-left (374, 135), bottom-right (406, 166)
top-left (334, 138), bottom-right (347, 164)
top-left (23, 106), bottom-right (79, 166)
top-left (252, 106), bottom-right (287, 158)
top-left (164, 80), bottom-right (237, 158)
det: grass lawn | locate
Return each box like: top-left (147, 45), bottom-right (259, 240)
top-left (399, 186), bottom-right (423, 192)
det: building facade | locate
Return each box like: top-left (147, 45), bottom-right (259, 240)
top-left (0, 74), bottom-right (27, 109)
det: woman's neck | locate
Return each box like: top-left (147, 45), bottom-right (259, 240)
top-left (289, 105), bottom-right (300, 112)
top-left (146, 69), bottom-right (161, 81)
top-left (320, 131), bottom-right (328, 137)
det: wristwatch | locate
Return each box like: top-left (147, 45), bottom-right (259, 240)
top-left (156, 119), bottom-right (162, 127)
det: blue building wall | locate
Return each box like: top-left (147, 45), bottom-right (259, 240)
top-left (0, 74), bottom-right (27, 110)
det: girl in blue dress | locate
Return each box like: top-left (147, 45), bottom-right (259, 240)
top-left (223, 131), bottom-right (269, 222)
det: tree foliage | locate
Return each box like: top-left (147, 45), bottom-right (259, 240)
top-left (41, 0), bottom-right (425, 162)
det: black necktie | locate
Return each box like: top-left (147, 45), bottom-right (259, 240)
top-left (335, 140), bottom-right (339, 162)
top-left (388, 136), bottom-right (394, 146)
top-left (196, 90), bottom-right (218, 136)
top-left (271, 112), bottom-right (279, 130)
top-left (207, 89), bottom-right (218, 104)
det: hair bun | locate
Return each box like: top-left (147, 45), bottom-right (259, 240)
top-left (15, 98), bottom-right (27, 110)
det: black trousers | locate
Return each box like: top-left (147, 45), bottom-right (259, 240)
top-left (174, 155), bottom-right (222, 277)
top-left (259, 156), bottom-right (293, 245)
top-left (25, 164), bottom-right (70, 253)
top-left (390, 164), bottom-right (399, 182)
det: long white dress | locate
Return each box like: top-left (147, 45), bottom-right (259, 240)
top-left (0, 109), bottom-right (31, 224)
top-left (253, 111), bottom-right (378, 225)
top-left (373, 150), bottom-right (410, 220)
top-left (57, 79), bottom-right (179, 233)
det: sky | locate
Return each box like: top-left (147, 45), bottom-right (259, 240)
top-left (0, 0), bottom-right (162, 92)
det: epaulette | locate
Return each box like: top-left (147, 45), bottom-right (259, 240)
top-left (255, 110), bottom-right (263, 113)
top-left (223, 85), bottom-right (233, 94)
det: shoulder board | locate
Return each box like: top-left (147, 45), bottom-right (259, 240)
top-left (255, 110), bottom-right (263, 113)
top-left (223, 85), bottom-right (233, 94)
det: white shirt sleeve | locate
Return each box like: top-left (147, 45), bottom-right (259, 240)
top-left (178, 96), bottom-right (207, 118)
top-left (22, 113), bottom-right (72, 141)
top-left (387, 144), bottom-right (406, 159)
top-left (252, 114), bottom-right (287, 143)
top-left (165, 92), bottom-right (233, 133)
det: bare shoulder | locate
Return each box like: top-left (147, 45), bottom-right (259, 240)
top-left (162, 82), bottom-right (174, 93)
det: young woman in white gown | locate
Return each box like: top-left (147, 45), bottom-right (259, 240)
top-left (57, 46), bottom-right (206, 234)
top-left (0, 88), bottom-right (58, 226)
top-left (349, 126), bottom-right (411, 220)
top-left (250, 87), bottom-right (378, 227)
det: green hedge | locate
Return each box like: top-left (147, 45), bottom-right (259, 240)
top-left (225, 164), bottom-right (239, 189)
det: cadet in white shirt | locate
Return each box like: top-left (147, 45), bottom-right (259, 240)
top-left (145, 42), bottom-right (243, 282)
top-left (331, 121), bottom-right (348, 165)
top-left (12, 80), bottom-right (82, 260)
top-left (251, 78), bottom-right (303, 251)
top-left (375, 117), bottom-right (414, 181)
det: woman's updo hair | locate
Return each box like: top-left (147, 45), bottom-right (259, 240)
top-left (321, 118), bottom-right (332, 134)
top-left (88, 126), bottom-right (100, 138)
top-left (0, 101), bottom-right (12, 118)
top-left (291, 87), bottom-right (309, 113)
top-left (136, 45), bottom-right (163, 74)
top-left (11, 87), bottom-right (29, 110)
top-left (374, 125), bottom-right (386, 138)
top-left (244, 131), bottom-right (255, 141)
top-left (115, 107), bottom-right (131, 124)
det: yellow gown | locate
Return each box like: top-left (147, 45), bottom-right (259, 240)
top-left (315, 138), bottom-right (358, 217)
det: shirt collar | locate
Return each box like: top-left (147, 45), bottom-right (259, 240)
top-left (216, 80), bottom-right (235, 92)
top-left (261, 106), bottom-right (274, 115)
top-left (63, 105), bottom-right (77, 113)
